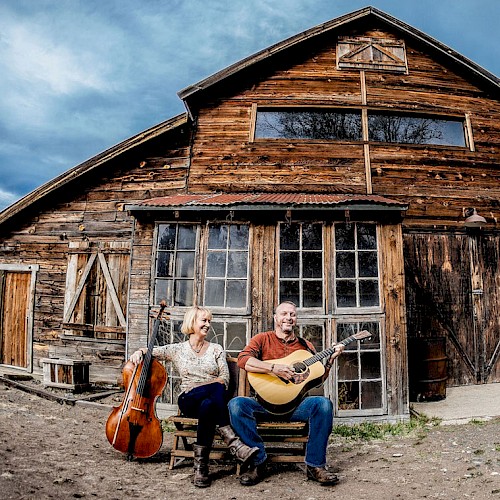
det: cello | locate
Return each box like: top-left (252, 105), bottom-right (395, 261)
top-left (105, 301), bottom-right (168, 460)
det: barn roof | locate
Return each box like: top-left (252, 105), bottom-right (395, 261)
top-left (178, 6), bottom-right (500, 116)
top-left (125, 192), bottom-right (408, 213)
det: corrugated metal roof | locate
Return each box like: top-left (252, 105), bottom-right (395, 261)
top-left (129, 192), bottom-right (407, 210)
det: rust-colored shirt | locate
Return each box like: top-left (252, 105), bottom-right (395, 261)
top-left (237, 331), bottom-right (316, 369)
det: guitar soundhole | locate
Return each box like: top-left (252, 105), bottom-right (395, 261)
top-left (293, 362), bottom-right (308, 374)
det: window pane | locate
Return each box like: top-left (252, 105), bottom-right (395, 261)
top-left (302, 252), bottom-right (322, 278)
top-left (361, 381), bottom-right (382, 409)
top-left (155, 279), bottom-right (172, 303)
top-left (360, 322), bottom-right (380, 349)
top-left (357, 224), bottom-right (377, 250)
top-left (158, 225), bottom-right (176, 250)
top-left (359, 280), bottom-right (379, 307)
top-left (156, 252), bottom-right (173, 277)
top-left (338, 381), bottom-right (359, 410)
top-left (360, 352), bottom-right (381, 379)
top-left (208, 225), bottom-right (228, 249)
top-left (336, 280), bottom-right (357, 307)
top-left (368, 114), bottom-right (465, 146)
top-left (280, 252), bottom-right (299, 278)
top-left (338, 352), bottom-right (358, 380)
top-left (280, 281), bottom-right (299, 305)
top-left (256, 110), bottom-right (362, 140)
top-left (206, 252), bottom-right (226, 277)
top-left (176, 252), bottom-right (195, 277)
top-left (335, 224), bottom-right (355, 250)
top-left (336, 252), bottom-right (355, 278)
top-left (174, 279), bottom-right (193, 306)
top-left (178, 226), bottom-right (196, 249)
top-left (205, 280), bottom-right (225, 306)
top-left (303, 281), bottom-right (323, 308)
top-left (302, 224), bottom-right (322, 250)
top-left (280, 224), bottom-right (300, 250)
top-left (359, 251), bottom-right (378, 277)
top-left (227, 252), bottom-right (247, 278)
top-left (301, 324), bottom-right (323, 352)
top-left (229, 225), bottom-right (249, 249)
top-left (226, 281), bottom-right (247, 308)
top-left (226, 323), bottom-right (247, 353)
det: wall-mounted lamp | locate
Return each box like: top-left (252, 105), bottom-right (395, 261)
top-left (464, 208), bottom-right (487, 228)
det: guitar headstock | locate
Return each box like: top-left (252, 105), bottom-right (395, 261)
top-left (353, 330), bottom-right (372, 341)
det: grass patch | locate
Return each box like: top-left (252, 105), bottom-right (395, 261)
top-left (331, 413), bottom-right (440, 441)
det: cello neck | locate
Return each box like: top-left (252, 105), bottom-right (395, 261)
top-left (136, 301), bottom-right (167, 396)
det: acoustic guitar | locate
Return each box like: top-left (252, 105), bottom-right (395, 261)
top-left (247, 330), bottom-right (372, 415)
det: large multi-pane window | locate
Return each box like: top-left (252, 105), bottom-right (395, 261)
top-left (335, 223), bottom-right (379, 309)
top-left (279, 223), bottom-right (323, 308)
top-left (336, 320), bottom-right (384, 413)
top-left (155, 224), bottom-right (197, 306)
top-left (204, 224), bottom-right (249, 309)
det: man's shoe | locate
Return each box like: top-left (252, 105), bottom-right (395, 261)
top-left (306, 465), bottom-right (339, 485)
top-left (239, 462), bottom-right (266, 486)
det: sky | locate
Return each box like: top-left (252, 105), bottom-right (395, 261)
top-left (0, 0), bottom-right (499, 212)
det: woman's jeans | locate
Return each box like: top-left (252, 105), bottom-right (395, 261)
top-left (228, 395), bottom-right (333, 468)
top-left (178, 382), bottom-right (230, 447)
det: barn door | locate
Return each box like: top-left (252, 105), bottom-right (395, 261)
top-left (63, 242), bottom-right (130, 339)
top-left (0, 265), bottom-right (37, 370)
top-left (405, 232), bottom-right (500, 386)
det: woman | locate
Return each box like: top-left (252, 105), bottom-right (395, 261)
top-left (130, 305), bottom-right (257, 487)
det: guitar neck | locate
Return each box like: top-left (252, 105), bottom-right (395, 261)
top-left (304, 334), bottom-right (359, 367)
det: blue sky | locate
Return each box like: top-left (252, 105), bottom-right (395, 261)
top-left (1, 0), bottom-right (499, 211)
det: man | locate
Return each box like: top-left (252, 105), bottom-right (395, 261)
top-left (228, 301), bottom-right (344, 486)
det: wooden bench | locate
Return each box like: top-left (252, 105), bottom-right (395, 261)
top-left (167, 356), bottom-right (308, 470)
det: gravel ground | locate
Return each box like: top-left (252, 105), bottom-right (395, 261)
top-left (0, 381), bottom-right (499, 499)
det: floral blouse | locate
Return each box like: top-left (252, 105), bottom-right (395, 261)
top-left (152, 341), bottom-right (230, 394)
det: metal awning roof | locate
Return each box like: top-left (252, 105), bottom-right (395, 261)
top-left (125, 192), bottom-right (408, 212)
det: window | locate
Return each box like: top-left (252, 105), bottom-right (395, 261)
top-left (368, 113), bottom-right (465, 146)
top-left (204, 224), bottom-right (249, 309)
top-left (155, 224), bottom-right (197, 306)
top-left (279, 222), bottom-right (323, 308)
top-left (336, 320), bottom-right (384, 413)
top-left (255, 109), bottom-right (362, 140)
top-left (335, 223), bottom-right (379, 309)
top-left (254, 107), bottom-right (468, 148)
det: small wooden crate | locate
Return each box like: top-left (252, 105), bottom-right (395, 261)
top-left (41, 358), bottom-right (91, 392)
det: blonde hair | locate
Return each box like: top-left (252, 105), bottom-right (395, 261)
top-left (181, 306), bottom-right (213, 335)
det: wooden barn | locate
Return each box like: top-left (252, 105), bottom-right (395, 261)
top-left (0, 7), bottom-right (499, 422)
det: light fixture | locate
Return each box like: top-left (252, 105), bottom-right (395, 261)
top-left (464, 208), bottom-right (487, 228)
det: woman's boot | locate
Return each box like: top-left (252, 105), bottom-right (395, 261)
top-left (192, 444), bottom-right (211, 488)
top-left (218, 425), bottom-right (259, 466)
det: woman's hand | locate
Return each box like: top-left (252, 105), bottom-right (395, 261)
top-left (129, 348), bottom-right (146, 365)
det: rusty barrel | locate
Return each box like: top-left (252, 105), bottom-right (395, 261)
top-left (408, 337), bottom-right (448, 402)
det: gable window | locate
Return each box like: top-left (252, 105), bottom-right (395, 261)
top-left (253, 107), bottom-right (469, 148)
top-left (368, 113), bottom-right (466, 146)
top-left (255, 109), bottom-right (362, 140)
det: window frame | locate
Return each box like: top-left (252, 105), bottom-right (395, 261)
top-left (250, 104), bottom-right (473, 151)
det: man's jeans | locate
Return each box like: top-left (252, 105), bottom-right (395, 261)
top-left (228, 395), bottom-right (333, 467)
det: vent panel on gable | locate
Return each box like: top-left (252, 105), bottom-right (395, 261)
top-left (337, 36), bottom-right (408, 73)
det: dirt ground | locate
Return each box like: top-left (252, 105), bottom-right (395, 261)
top-left (0, 381), bottom-right (499, 500)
